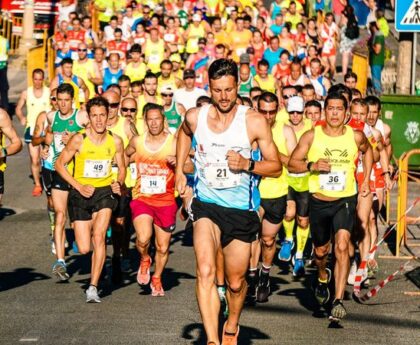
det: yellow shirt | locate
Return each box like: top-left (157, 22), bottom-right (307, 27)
top-left (231, 29), bottom-right (252, 62)
top-left (73, 59), bottom-right (96, 101)
top-left (254, 74), bottom-right (276, 93)
top-left (145, 39), bottom-right (165, 74)
top-left (125, 61), bottom-right (147, 83)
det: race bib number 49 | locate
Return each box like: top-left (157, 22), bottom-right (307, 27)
top-left (83, 160), bottom-right (109, 178)
top-left (205, 163), bottom-right (241, 189)
top-left (140, 175), bottom-right (166, 194)
top-left (319, 171), bottom-right (346, 192)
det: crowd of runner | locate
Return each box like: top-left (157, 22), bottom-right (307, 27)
top-left (0, 1), bottom-right (395, 344)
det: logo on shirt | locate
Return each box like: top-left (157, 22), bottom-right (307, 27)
top-left (324, 148), bottom-right (348, 158)
top-left (404, 121), bottom-right (420, 144)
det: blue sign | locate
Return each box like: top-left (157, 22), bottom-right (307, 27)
top-left (396, 0), bottom-right (420, 32)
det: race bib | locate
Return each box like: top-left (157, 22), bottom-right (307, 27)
top-left (164, 33), bottom-right (175, 42)
top-left (83, 159), bottom-right (110, 178)
top-left (319, 171), bottom-right (346, 192)
top-left (105, 8), bottom-right (113, 17)
top-left (53, 133), bottom-right (65, 152)
top-left (112, 165), bottom-right (118, 176)
top-left (140, 175), bottom-right (166, 194)
top-left (324, 39), bottom-right (333, 52)
top-left (129, 163), bottom-right (137, 181)
top-left (204, 162), bottom-right (241, 189)
top-left (149, 54), bottom-right (160, 64)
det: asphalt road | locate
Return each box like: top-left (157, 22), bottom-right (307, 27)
top-left (0, 119), bottom-right (419, 345)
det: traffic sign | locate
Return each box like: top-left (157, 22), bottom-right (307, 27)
top-left (396, 0), bottom-right (420, 32)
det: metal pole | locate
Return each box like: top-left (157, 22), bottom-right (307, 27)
top-left (412, 33), bottom-right (417, 95)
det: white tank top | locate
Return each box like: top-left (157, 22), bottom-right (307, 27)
top-left (27, 86), bottom-right (50, 132)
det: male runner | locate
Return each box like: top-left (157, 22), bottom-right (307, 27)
top-left (289, 92), bottom-right (373, 321)
top-left (44, 83), bottom-right (88, 280)
top-left (136, 72), bottom-right (162, 129)
top-left (55, 96), bottom-right (125, 302)
top-left (126, 103), bottom-right (177, 297)
top-left (161, 85), bottom-right (186, 134)
top-left (305, 100), bottom-right (323, 124)
top-left (176, 59), bottom-right (282, 344)
top-left (15, 69), bottom-right (50, 196)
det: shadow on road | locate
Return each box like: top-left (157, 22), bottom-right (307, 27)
top-left (171, 227), bottom-right (193, 247)
top-left (0, 207), bottom-right (16, 221)
top-left (181, 322), bottom-right (270, 345)
top-left (0, 268), bottom-right (50, 292)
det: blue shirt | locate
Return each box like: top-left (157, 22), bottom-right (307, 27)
top-left (263, 48), bottom-right (284, 72)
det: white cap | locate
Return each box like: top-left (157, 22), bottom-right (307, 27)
top-left (287, 96), bottom-right (304, 113)
top-left (192, 13), bottom-right (201, 22)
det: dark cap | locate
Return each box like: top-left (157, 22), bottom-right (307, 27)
top-left (246, 47), bottom-right (255, 54)
top-left (198, 37), bottom-right (207, 45)
top-left (239, 53), bottom-right (250, 64)
top-left (183, 69), bottom-right (196, 79)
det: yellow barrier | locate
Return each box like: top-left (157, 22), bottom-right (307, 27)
top-left (396, 149), bottom-right (420, 257)
top-left (47, 36), bottom-right (56, 83)
top-left (27, 45), bottom-right (46, 87)
top-left (1, 15), bottom-right (23, 55)
top-left (353, 53), bottom-right (368, 96)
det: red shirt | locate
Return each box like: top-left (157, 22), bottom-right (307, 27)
top-left (107, 40), bottom-right (129, 60)
top-left (66, 29), bottom-right (86, 50)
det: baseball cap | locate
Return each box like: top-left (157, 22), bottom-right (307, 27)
top-left (287, 96), bottom-right (304, 113)
top-left (198, 37), bottom-right (207, 45)
top-left (246, 47), bottom-right (255, 54)
top-left (192, 13), bottom-right (201, 22)
top-left (239, 53), bottom-right (250, 64)
top-left (169, 53), bottom-right (181, 63)
top-left (183, 69), bottom-right (196, 79)
top-left (161, 85), bottom-right (174, 94)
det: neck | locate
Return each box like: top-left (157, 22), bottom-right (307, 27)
top-left (323, 124), bottom-right (346, 137)
top-left (88, 127), bottom-right (107, 143)
top-left (60, 108), bottom-right (74, 117)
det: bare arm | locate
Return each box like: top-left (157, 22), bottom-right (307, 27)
top-left (125, 135), bottom-right (139, 160)
top-left (15, 90), bottom-right (27, 126)
top-left (112, 134), bottom-right (126, 193)
top-left (282, 124), bottom-right (297, 167)
top-left (288, 129), bottom-right (314, 173)
top-left (31, 111), bottom-right (47, 146)
top-left (0, 110), bottom-right (23, 157)
top-left (78, 77), bottom-right (90, 100)
top-left (50, 76), bottom-right (59, 92)
top-left (355, 130), bottom-right (373, 197)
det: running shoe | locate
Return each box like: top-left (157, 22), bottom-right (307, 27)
top-left (52, 260), bottom-right (69, 281)
top-left (121, 257), bottom-right (130, 272)
top-left (86, 285), bottom-right (101, 303)
top-left (64, 239), bottom-right (69, 249)
top-left (150, 276), bottom-right (165, 297)
top-left (72, 240), bottom-right (79, 254)
top-left (51, 240), bottom-right (56, 255)
top-left (137, 257), bottom-right (152, 285)
top-left (347, 260), bottom-right (358, 285)
top-left (32, 185), bottom-right (42, 197)
top-left (367, 259), bottom-right (379, 279)
top-left (218, 286), bottom-right (229, 317)
top-left (221, 321), bottom-right (239, 345)
top-left (314, 268), bottom-right (331, 305)
top-left (256, 271), bottom-right (270, 303)
top-left (278, 240), bottom-right (294, 262)
top-left (292, 257), bottom-right (305, 278)
top-left (247, 272), bottom-right (258, 302)
top-left (329, 299), bottom-right (347, 322)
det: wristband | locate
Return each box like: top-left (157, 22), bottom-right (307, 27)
top-left (1, 147), bottom-right (7, 158)
top-left (248, 159), bottom-right (255, 172)
top-left (307, 161), bottom-right (313, 172)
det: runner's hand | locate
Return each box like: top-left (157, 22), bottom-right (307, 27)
top-left (385, 174), bottom-right (392, 191)
top-left (312, 159), bottom-right (331, 173)
top-left (20, 118), bottom-right (27, 127)
top-left (111, 181), bottom-right (121, 195)
top-left (167, 155), bottom-right (176, 166)
top-left (226, 150), bottom-right (248, 172)
top-left (176, 172), bottom-right (187, 197)
top-left (360, 180), bottom-right (371, 198)
top-left (61, 131), bottom-right (70, 145)
top-left (78, 184), bottom-right (95, 198)
top-left (40, 146), bottom-right (50, 160)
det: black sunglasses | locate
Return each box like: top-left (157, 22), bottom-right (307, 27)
top-left (161, 93), bottom-right (173, 97)
top-left (78, 49), bottom-right (88, 52)
top-left (290, 111), bottom-right (304, 115)
top-left (121, 107), bottom-right (137, 112)
top-left (258, 108), bottom-right (277, 115)
top-left (109, 102), bottom-right (120, 109)
top-left (50, 96), bottom-right (57, 101)
top-left (283, 94), bottom-right (298, 100)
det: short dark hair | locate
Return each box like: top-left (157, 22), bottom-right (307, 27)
top-left (258, 91), bottom-right (279, 110)
top-left (302, 83), bottom-right (315, 92)
top-left (208, 59), bottom-right (238, 84)
top-left (325, 92), bottom-right (348, 110)
top-left (32, 68), bottom-right (44, 78)
top-left (350, 98), bottom-right (368, 108)
top-left (160, 59), bottom-right (172, 67)
top-left (305, 100), bottom-right (322, 110)
top-left (143, 102), bottom-right (164, 119)
top-left (118, 75), bottom-right (131, 83)
top-left (344, 71), bottom-right (358, 82)
top-left (86, 96), bottom-right (109, 115)
top-left (351, 88), bottom-right (362, 98)
top-left (130, 43), bottom-right (142, 54)
top-left (196, 95), bottom-right (212, 107)
top-left (114, 28), bottom-right (123, 35)
top-left (257, 59), bottom-right (269, 68)
top-left (131, 80), bottom-right (142, 88)
top-left (328, 83), bottom-right (352, 100)
top-left (61, 58), bottom-right (73, 66)
top-left (241, 97), bottom-right (252, 107)
top-left (144, 71), bottom-right (157, 81)
top-left (365, 95), bottom-right (382, 111)
top-left (250, 86), bottom-right (262, 95)
top-left (282, 85), bottom-right (298, 96)
top-left (57, 83), bottom-right (74, 98)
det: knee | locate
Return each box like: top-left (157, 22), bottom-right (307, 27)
top-left (335, 240), bottom-right (349, 257)
top-left (226, 277), bottom-right (246, 294)
top-left (114, 218), bottom-right (125, 227)
top-left (55, 211), bottom-right (66, 224)
top-left (284, 210), bottom-right (295, 221)
top-left (78, 243), bottom-right (90, 255)
top-left (314, 246), bottom-right (329, 259)
top-left (261, 235), bottom-right (275, 249)
top-left (155, 243), bottom-right (169, 256)
top-left (196, 262), bottom-right (216, 286)
top-left (136, 237), bottom-right (150, 248)
top-left (92, 233), bottom-right (105, 247)
top-left (297, 217), bottom-right (309, 229)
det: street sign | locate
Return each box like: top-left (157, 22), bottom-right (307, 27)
top-left (396, 0), bottom-right (420, 32)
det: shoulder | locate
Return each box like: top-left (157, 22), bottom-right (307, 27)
top-left (245, 108), bottom-right (268, 129)
top-left (283, 123), bottom-right (295, 138)
top-left (0, 108), bottom-right (10, 124)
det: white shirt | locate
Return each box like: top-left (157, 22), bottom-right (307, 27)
top-left (58, 3), bottom-right (76, 24)
top-left (174, 87), bottom-right (207, 110)
top-left (122, 17), bottom-right (135, 39)
top-left (104, 25), bottom-right (116, 41)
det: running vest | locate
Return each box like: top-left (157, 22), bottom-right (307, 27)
top-left (73, 130), bottom-right (115, 187)
top-left (158, 74), bottom-right (178, 92)
top-left (132, 132), bottom-right (175, 206)
top-left (103, 68), bottom-right (123, 91)
top-left (238, 76), bottom-right (253, 98)
top-left (186, 24), bottom-right (205, 54)
top-left (259, 121), bottom-right (288, 199)
top-left (288, 118), bottom-right (312, 192)
top-left (164, 101), bottom-right (183, 133)
top-left (192, 104), bottom-right (260, 211)
top-left (73, 59), bottom-right (96, 100)
top-left (58, 74), bottom-right (80, 108)
top-left (26, 86), bottom-right (50, 133)
top-left (51, 109), bottom-right (83, 169)
top-left (310, 75), bottom-right (327, 98)
top-left (145, 40), bottom-right (165, 73)
top-left (307, 125), bottom-right (358, 198)
top-left (254, 75), bottom-right (276, 93)
top-left (125, 61), bottom-right (147, 82)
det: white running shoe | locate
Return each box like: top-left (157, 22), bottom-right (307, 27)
top-left (86, 285), bottom-right (101, 303)
top-left (347, 260), bottom-right (358, 285)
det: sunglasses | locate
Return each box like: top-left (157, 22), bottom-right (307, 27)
top-left (109, 102), bottom-right (120, 109)
top-left (283, 94), bottom-right (298, 100)
top-left (50, 96), bottom-right (57, 101)
top-left (290, 111), bottom-right (304, 115)
top-left (161, 93), bottom-right (173, 97)
top-left (78, 49), bottom-right (88, 52)
top-left (121, 107), bottom-right (137, 112)
top-left (258, 109), bottom-right (277, 115)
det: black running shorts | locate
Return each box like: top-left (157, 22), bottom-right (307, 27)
top-left (260, 195), bottom-right (287, 224)
top-left (0, 170), bottom-right (4, 194)
top-left (190, 198), bottom-right (261, 247)
top-left (68, 186), bottom-right (117, 222)
top-left (51, 171), bottom-right (71, 191)
top-left (309, 194), bottom-right (357, 247)
top-left (41, 167), bottom-right (53, 197)
top-left (287, 186), bottom-right (310, 217)
top-left (113, 189), bottom-right (132, 219)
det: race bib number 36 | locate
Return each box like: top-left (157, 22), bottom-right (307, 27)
top-left (319, 171), bottom-right (346, 192)
top-left (141, 175), bottom-right (166, 194)
top-left (205, 163), bottom-right (241, 189)
top-left (83, 160), bottom-right (109, 178)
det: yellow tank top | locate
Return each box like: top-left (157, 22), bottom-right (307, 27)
top-left (73, 130), bottom-right (116, 187)
top-left (307, 125), bottom-right (358, 198)
top-left (254, 75), bottom-right (276, 93)
top-left (0, 130), bottom-right (6, 172)
top-left (259, 121), bottom-right (289, 198)
top-left (136, 95), bottom-right (163, 129)
top-left (125, 61), bottom-right (147, 82)
top-left (158, 75), bottom-right (178, 93)
top-left (26, 86), bottom-right (50, 132)
top-left (186, 24), bottom-right (205, 54)
top-left (288, 118), bottom-right (312, 192)
top-left (145, 40), bottom-right (165, 73)
top-left (73, 60), bottom-right (96, 101)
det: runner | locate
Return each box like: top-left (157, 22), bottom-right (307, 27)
top-left (157, 59), bottom-right (183, 92)
top-left (255, 92), bottom-right (297, 302)
top-left (124, 44), bottom-right (147, 83)
top-left (136, 72), bottom-right (162, 130)
top-left (55, 96), bottom-right (125, 302)
top-left (305, 100), bottom-right (323, 124)
top-left (288, 92), bottom-right (373, 322)
top-left (0, 108), bottom-right (23, 206)
top-left (161, 85), bottom-right (186, 134)
top-left (44, 83), bottom-right (89, 281)
top-left (254, 59), bottom-right (276, 94)
top-left (102, 53), bottom-right (124, 92)
top-left (126, 103), bottom-right (177, 297)
top-left (238, 62), bottom-right (259, 98)
top-left (176, 59), bottom-right (282, 344)
top-left (308, 58), bottom-right (331, 101)
top-left (15, 69), bottom-right (50, 196)
top-left (173, 69), bottom-right (207, 111)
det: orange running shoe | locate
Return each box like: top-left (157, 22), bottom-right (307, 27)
top-left (32, 185), bottom-right (42, 197)
top-left (137, 257), bottom-right (152, 285)
top-left (150, 276), bottom-right (165, 297)
top-left (222, 321), bottom-right (239, 345)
